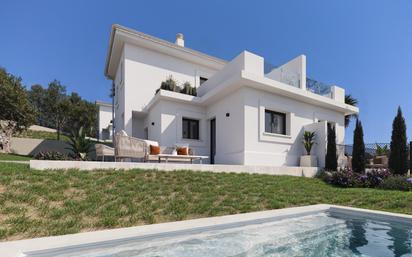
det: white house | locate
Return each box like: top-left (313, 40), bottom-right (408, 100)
top-left (104, 24), bottom-right (358, 167)
top-left (96, 101), bottom-right (113, 141)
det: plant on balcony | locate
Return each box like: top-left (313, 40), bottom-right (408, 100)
top-left (180, 82), bottom-right (197, 96)
top-left (156, 76), bottom-right (197, 96)
top-left (160, 75), bottom-right (180, 92)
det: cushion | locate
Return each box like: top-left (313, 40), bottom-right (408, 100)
top-left (118, 130), bottom-right (128, 136)
top-left (177, 147), bottom-right (188, 155)
top-left (150, 145), bottom-right (160, 155)
top-left (143, 139), bottom-right (159, 147)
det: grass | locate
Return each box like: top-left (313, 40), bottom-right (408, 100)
top-left (0, 153), bottom-right (32, 161)
top-left (0, 162), bottom-right (411, 241)
top-left (15, 129), bottom-right (70, 141)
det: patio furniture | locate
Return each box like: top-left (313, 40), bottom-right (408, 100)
top-left (366, 155), bottom-right (388, 169)
top-left (95, 144), bottom-right (114, 161)
top-left (156, 154), bottom-right (209, 164)
top-left (114, 134), bottom-right (146, 161)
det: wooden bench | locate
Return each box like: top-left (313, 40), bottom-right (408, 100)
top-left (156, 154), bottom-right (209, 164)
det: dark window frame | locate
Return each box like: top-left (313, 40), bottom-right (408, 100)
top-left (264, 109), bottom-right (286, 135)
top-left (182, 118), bottom-right (200, 140)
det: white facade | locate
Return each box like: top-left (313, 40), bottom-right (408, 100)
top-left (96, 101), bottom-right (113, 141)
top-left (105, 24), bottom-right (358, 167)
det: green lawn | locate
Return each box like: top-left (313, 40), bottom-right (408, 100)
top-left (15, 129), bottom-right (70, 141)
top-left (0, 162), bottom-right (411, 241)
top-left (0, 153), bottom-right (32, 161)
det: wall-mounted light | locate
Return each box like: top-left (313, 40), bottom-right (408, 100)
top-left (151, 122), bottom-right (155, 126)
top-left (226, 113), bottom-right (230, 117)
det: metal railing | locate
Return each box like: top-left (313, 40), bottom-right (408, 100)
top-left (340, 143), bottom-right (391, 157)
top-left (306, 78), bottom-right (332, 98)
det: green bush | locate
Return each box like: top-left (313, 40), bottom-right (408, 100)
top-left (325, 125), bottom-right (337, 171)
top-left (378, 176), bottom-right (412, 191)
top-left (35, 151), bottom-right (68, 160)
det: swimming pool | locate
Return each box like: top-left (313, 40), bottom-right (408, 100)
top-left (3, 205), bottom-right (412, 257)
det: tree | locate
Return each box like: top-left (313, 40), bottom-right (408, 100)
top-left (27, 83), bottom-right (98, 139)
top-left (389, 107), bottom-right (408, 175)
top-left (28, 84), bottom-right (47, 126)
top-left (352, 119), bottom-right (365, 173)
top-left (345, 94), bottom-right (358, 128)
top-left (325, 124), bottom-right (337, 171)
top-left (63, 92), bottom-right (97, 138)
top-left (0, 68), bottom-right (36, 153)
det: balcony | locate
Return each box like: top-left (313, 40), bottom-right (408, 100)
top-left (306, 78), bottom-right (332, 98)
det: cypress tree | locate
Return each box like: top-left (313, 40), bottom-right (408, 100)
top-left (325, 124), bottom-right (338, 171)
top-left (352, 119), bottom-right (365, 173)
top-left (389, 107), bottom-right (408, 175)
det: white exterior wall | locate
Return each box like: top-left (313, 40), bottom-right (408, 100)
top-left (123, 43), bottom-right (218, 135)
top-left (242, 87), bottom-right (345, 167)
top-left (143, 100), bottom-right (209, 157)
top-left (114, 51), bottom-right (125, 133)
top-left (106, 27), bottom-right (356, 168)
top-left (98, 105), bottom-right (112, 140)
top-left (205, 90), bottom-right (245, 164)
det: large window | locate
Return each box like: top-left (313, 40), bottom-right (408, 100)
top-left (182, 118), bottom-right (199, 140)
top-left (265, 110), bottom-right (286, 135)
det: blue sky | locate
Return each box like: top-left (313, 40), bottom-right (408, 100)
top-left (1, 0), bottom-right (412, 144)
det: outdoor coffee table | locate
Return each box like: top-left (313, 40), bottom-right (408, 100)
top-left (156, 154), bottom-right (209, 164)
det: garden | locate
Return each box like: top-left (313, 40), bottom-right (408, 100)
top-left (317, 107), bottom-right (412, 191)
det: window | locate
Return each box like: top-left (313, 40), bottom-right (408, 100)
top-left (199, 77), bottom-right (208, 85)
top-left (265, 110), bottom-right (286, 135)
top-left (182, 118), bottom-right (199, 140)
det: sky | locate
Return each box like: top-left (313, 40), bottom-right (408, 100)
top-left (1, 0), bottom-right (412, 144)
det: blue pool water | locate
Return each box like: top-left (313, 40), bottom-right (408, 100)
top-left (58, 212), bottom-right (412, 257)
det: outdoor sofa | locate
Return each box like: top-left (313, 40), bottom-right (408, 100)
top-left (114, 133), bottom-right (207, 163)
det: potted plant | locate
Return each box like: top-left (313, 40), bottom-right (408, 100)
top-left (374, 144), bottom-right (389, 167)
top-left (300, 131), bottom-right (317, 167)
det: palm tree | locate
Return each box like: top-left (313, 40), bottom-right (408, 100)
top-left (345, 94), bottom-right (358, 127)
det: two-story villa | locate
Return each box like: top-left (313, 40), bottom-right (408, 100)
top-left (104, 24), bottom-right (358, 167)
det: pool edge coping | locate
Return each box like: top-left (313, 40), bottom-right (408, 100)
top-left (1, 204), bottom-right (411, 257)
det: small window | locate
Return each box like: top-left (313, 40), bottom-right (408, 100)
top-left (182, 118), bottom-right (199, 140)
top-left (265, 110), bottom-right (286, 135)
top-left (199, 77), bottom-right (208, 85)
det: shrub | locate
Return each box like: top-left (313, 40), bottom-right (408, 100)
top-left (358, 169), bottom-right (391, 187)
top-left (34, 151), bottom-right (68, 160)
top-left (378, 176), bottom-right (412, 191)
top-left (328, 169), bottom-right (358, 187)
top-left (66, 126), bottom-right (93, 160)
